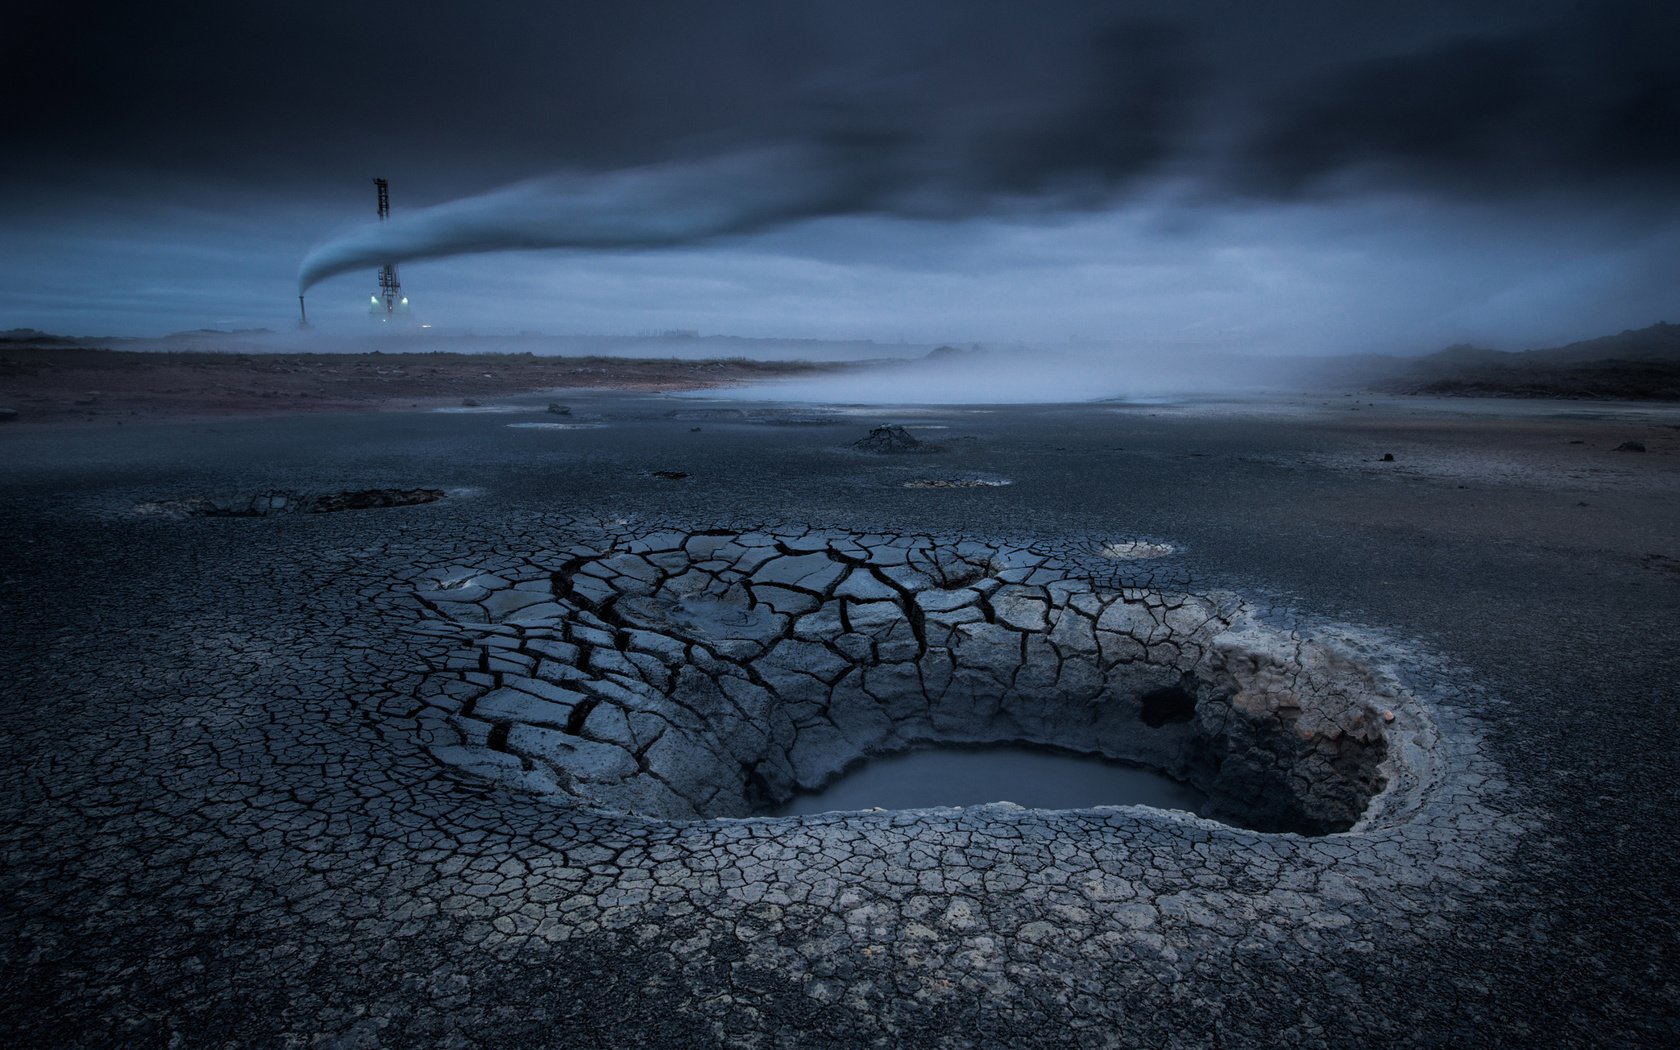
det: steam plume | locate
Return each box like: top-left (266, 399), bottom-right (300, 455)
top-left (297, 148), bottom-right (894, 294)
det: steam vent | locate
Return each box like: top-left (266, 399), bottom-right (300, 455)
top-left (412, 522), bottom-right (1438, 835)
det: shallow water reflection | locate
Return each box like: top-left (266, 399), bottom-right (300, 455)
top-left (771, 744), bottom-right (1209, 817)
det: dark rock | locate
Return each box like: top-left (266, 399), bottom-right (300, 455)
top-left (1381, 453), bottom-right (1395, 462)
top-left (853, 425), bottom-right (923, 454)
top-left (461, 398), bottom-right (481, 407)
top-left (652, 470), bottom-right (690, 480)
top-left (1614, 441), bottom-right (1647, 452)
top-left (547, 403), bottom-right (571, 416)
top-left (0, 408), bottom-right (17, 422)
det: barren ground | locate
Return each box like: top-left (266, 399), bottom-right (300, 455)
top-left (0, 345), bottom-right (846, 424)
top-left (1, 391), bottom-right (1676, 1048)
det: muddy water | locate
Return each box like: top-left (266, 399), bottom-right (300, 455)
top-left (770, 744), bottom-right (1209, 817)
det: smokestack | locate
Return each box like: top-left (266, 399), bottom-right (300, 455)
top-left (372, 177), bottom-right (404, 320)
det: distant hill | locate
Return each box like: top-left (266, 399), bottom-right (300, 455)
top-left (0, 328), bottom-right (85, 346)
top-left (1377, 322), bottom-right (1680, 400)
top-left (1422, 322), bottom-right (1680, 367)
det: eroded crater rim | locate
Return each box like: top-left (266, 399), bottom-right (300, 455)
top-left (409, 525), bottom-right (1440, 836)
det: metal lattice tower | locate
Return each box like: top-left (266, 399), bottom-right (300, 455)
top-left (372, 178), bottom-right (405, 320)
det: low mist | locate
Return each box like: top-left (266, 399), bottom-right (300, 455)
top-left (706, 343), bottom-right (1339, 404)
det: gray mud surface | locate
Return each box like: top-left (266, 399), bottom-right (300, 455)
top-left (1, 394), bottom-right (1676, 1047)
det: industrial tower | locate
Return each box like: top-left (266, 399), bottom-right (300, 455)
top-left (371, 178), bottom-right (409, 320)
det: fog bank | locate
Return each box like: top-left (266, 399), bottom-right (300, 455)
top-left (703, 344), bottom-right (1343, 404)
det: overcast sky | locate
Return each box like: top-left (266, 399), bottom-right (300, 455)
top-left (2, 1), bottom-right (1676, 352)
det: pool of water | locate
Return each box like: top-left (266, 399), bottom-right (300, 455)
top-left (770, 744), bottom-right (1209, 817)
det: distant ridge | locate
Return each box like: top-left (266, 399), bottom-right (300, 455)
top-left (1387, 322), bottom-right (1680, 400)
top-left (0, 328), bottom-right (82, 346)
top-left (1422, 322), bottom-right (1680, 367)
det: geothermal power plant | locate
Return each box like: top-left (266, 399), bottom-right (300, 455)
top-left (298, 177), bottom-right (410, 328)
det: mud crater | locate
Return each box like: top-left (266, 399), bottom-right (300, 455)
top-left (138, 488), bottom-right (445, 518)
top-left (412, 526), bottom-right (1424, 835)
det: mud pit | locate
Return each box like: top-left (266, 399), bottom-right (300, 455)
top-left (136, 487), bottom-right (445, 517)
top-left (413, 524), bottom-right (1429, 835)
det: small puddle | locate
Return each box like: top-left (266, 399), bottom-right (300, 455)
top-left (769, 744), bottom-right (1209, 817)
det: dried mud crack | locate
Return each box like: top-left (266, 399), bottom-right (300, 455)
top-left (411, 523), bottom-right (1433, 835)
top-left (1, 490), bottom-right (1535, 1049)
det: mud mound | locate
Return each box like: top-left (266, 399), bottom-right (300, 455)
top-left (853, 425), bottom-right (924, 453)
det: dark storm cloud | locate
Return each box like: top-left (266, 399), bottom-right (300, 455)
top-left (6, 0), bottom-right (1679, 336)
top-left (1236, 3), bottom-right (1680, 198)
top-left (983, 20), bottom-right (1191, 196)
top-left (281, 0), bottom-right (1674, 293)
top-left (1, 3), bottom-right (1178, 190)
top-left (1, 3), bottom-right (830, 196)
top-left (9, 0), bottom-right (1670, 206)
top-left (293, 1), bottom-right (1680, 292)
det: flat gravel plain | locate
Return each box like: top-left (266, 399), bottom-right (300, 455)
top-left (1, 393), bottom-right (1676, 1048)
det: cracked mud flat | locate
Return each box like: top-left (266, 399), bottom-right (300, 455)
top-left (1, 395), bottom-right (1676, 1048)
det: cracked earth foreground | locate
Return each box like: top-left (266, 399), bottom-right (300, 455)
top-left (2, 396), bottom-right (1675, 1048)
